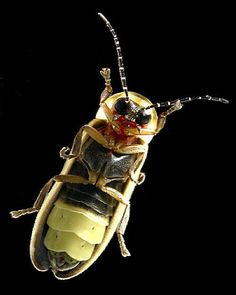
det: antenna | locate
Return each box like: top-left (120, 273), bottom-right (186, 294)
top-left (98, 12), bottom-right (129, 101)
top-left (145, 95), bottom-right (229, 110)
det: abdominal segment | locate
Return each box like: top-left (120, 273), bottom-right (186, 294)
top-left (44, 183), bottom-right (116, 271)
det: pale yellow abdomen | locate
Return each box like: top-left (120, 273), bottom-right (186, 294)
top-left (44, 198), bottom-right (109, 266)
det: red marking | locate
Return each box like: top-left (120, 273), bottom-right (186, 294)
top-left (116, 116), bottom-right (137, 129)
top-left (101, 109), bottom-right (143, 145)
top-left (102, 121), bottom-right (137, 145)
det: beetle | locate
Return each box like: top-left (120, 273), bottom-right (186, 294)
top-left (10, 13), bottom-right (229, 280)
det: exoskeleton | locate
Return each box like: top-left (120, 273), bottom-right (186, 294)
top-left (10, 13), bottom-right (228, 279)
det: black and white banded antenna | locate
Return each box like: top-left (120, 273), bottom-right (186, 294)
top-left (145, 95), bottom-right (229, 110)
top-left (98, 12), bottom-right (129, 102)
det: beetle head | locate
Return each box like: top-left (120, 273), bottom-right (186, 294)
top-left (96, 92), bottom-right (158, 143)
top-left (114, 98), bottom-right (151, 125)
top-left (112, 97), bottom-right (152, 134)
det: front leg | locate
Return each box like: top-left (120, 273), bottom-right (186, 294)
top-left (128, 153), bottom-right (146, 185)
top-left (60, 124), bottom-right (111, 160)
top-left (156, 99), bottom-right (183, 134)
top-left (100, 68), bottom-right (113, 102)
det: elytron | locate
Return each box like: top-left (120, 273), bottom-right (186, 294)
top-left (10, 13), bottom-right (228, 279)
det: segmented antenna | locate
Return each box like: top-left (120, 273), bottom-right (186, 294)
top-left (145, 95), bottom-right (229, 110)
top-left (98, 12), bottom-right (129, 101)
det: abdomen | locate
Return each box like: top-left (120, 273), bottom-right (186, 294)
top-left (44, 139), bottom-right (136, 271)
top-left (44, 182), bottom-right (117, 271)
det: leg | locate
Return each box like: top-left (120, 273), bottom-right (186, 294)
top-left (156, 99), bottom-right (183, 134)
top-left (115, 143), bottom-right (148, 154)
top-left (62, 125), bottom-right (148, 160)
top-left (10, 177), bottom-right (55, 218)
top-left (62, 124), bottom-right (111, 159)
top-left (60, 146), bottom-right (71, 160)
top-left (117, 204), bottom-right (131, 257)
top-left (53, 174), bottom-right (89, 185)
top-left (128, 153), bottom-right (146, 185)
top-left (100, 101), bottom-right (113, 123)
top-left (114, 143), bottom-right (148, 185)
top-left (10, 174), bottom-right (90, 219)
top-left (100, 68), bottom-right (113, 102)
top-left (99, 185), bottom-right (130, 206)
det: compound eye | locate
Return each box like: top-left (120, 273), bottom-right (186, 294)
top-left (135, 111), bottom-right (151, 125)
top-left (114, 98), bottom-right (129, 115)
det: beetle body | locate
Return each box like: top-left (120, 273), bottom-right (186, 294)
top-left (29, 92), bottom-right (157, 279)
top-left (10, 14), bottom-right (228, 279)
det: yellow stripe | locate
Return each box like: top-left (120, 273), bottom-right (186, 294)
top-left (55, 198), bottom-right (109, 226)
top-left (44, 228), bottom-right (95, 261)
top-left (47, 206), bottom-right (106, 244)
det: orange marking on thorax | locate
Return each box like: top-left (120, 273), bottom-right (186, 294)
top-left (102, 122), bottom-right (137, 146)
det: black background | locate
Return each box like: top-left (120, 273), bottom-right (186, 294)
top-left (0, 1), bottom-right (235, 292)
